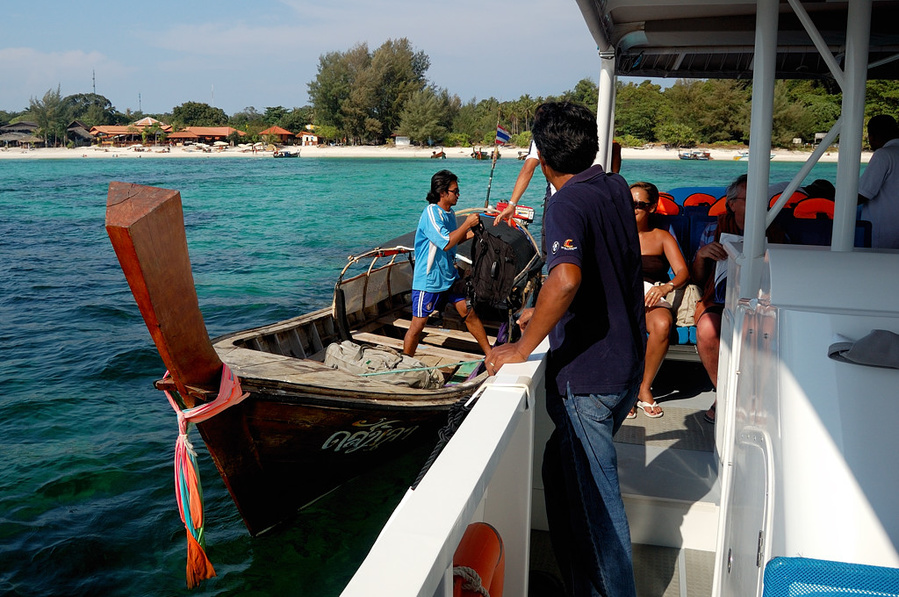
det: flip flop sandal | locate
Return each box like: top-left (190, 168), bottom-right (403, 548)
top-left (637, 400), bottom-right (664, 418)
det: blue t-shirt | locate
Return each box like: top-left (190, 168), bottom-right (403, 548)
top-left (543, 165), bottom-right (646, 395)
top-left (412, 203), bottom-right (459, 293)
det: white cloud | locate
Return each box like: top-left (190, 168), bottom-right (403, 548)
top-left (0, 0), bottom-right (608, 114)
top-left (0, 48), bottom-right (131, 110)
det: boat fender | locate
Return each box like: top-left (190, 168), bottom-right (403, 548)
top-left (452, 522), bottom-right (504, 597)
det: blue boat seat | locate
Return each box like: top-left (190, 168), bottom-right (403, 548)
top-left (763, 557), bottom-right (899, 597)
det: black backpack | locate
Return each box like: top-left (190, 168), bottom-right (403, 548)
top-left (465, 216), bottom-right (542, 312)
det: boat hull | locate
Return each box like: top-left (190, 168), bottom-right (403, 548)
top-left (106, 181), bottom-right (537, 536)
top-left (193, 385), bottom-right (460, 535)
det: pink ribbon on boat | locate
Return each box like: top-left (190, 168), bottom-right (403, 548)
top-left (162, 364), bottom-right (249, 589)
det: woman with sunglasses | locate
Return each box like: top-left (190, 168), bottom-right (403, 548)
top-left (628, 181), bottom-right (689, 418)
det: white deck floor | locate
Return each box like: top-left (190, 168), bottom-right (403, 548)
top-left (529, 360), bottom-right (719, 597)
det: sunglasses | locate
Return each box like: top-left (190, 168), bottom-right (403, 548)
top-left (448, 188), bottom-right (460, 196)
top-left (632, 201), bottom-right (654, 210)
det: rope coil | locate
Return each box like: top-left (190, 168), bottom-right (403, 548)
top-left (453, 566), bottom-right (491, 597)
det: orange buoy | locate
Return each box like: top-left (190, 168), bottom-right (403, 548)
top-left (453, 522), bottom-right (505, 597)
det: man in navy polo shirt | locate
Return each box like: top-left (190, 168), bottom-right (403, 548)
top-left (487, 102), bottom-right (645, 596)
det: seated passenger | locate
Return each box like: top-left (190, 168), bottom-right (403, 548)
top-left (858, 114), bottom-right (899, 248)
top-left (629, 182), bottom-right (689, 418)
top-left (692, 174), bottom-right (787, 423)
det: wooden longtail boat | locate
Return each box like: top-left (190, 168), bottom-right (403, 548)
top-left (105, 181), bottom-right (540, 536)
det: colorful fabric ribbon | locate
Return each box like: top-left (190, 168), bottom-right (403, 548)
top-left (163, 364), bottom-right (249, 588)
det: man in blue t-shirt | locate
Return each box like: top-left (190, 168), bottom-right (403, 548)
top-left (487, 102), bottom-right (645, 596)
top-left (403, 170), bottom-right (492, 358)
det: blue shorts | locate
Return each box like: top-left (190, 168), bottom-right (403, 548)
top-left (411, 289), bottom-right (466, 318)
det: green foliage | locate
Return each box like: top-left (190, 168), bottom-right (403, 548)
top-left (397, 88), bottom-right (450, 145)
top-left (28, 86), bottom-right (69, 147)
top-left (561, 78), bottom-right (599, 113)
top-left (769, 80), bottom-right (806, 146)
top-left (616, 81), bottom-right (664, 141)
top-left (230, 106), bottom-right (264, 129)
top-left (511, 131), bottom-right (531, 147)
top-left (503, 94), bottom-right (541, 135)
top-left (782, 80), bottom-right (841, 143)
top-left (656, 79), bottom-right (749, 145)
top-left (452, 97), bottom-right (500, 147)
top-left (616, 134), bottom-right (645, 148)
top-left (264, 106), bottom-right (288, 126)
top-left (308, 38), bottom-right (428, 144)
top-left (63, 93), bottom-right (118, 127)
top-left (443, 132), bottom-right (469, 147)
top-left (315, 124), bottom-right (339, 142)
top-left (171, 101), bottom-right (228, 127)
top-left (280, 107), bottom-right (313, 132)
top-left (656, 122), bottom-right (697, 148)
top-left (864, 80), bottom-right (899, 120)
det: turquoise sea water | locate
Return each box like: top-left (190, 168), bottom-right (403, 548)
top-left (0, 155), bottom-right (840, 596)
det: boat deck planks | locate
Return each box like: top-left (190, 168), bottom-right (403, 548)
top-left (351, 331), bottom-right (484, 363)
top-left (370, 315), bottom-right (498, 347)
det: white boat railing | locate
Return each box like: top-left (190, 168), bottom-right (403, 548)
top-left (342, 339), bottom-right (548, 597)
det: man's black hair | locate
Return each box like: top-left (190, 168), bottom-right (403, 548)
top-left (427, 169), bottom-right (458, 204)
top-left (868, 114), bottom-right (899, 138)
top-left (531, 101), bottom-right (599, 174)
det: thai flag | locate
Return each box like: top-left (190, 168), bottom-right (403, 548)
top-left (495, 125), bottom-right (511, 145)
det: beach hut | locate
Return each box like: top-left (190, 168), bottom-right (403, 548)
top-left (67, 120), bottom-right (93, 147)
top-left (0, 121), bottom-right (42, 147)
top-left (298, 131), bottom-right (321, 146)
top-left (259, 126), bottom-right (295, 145)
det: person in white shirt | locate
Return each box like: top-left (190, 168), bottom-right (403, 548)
top-left (859, 114), bottom-right (899, 249)
top-left (493, 138), bottom-right (621, 227)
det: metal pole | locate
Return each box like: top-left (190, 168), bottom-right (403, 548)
top-left (739, 0), bottom-right (778, 296)
top-left (833, 0), bottom-right (872, 251)
top-left (596, 50), bottom-right (617, 168)
top-left (767, 118), bottom-right (843, 226)
top-left (485, 111), bottom-right (501, 208)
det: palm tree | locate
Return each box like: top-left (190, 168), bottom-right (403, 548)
top-left (29, 86), bottom-right (69, 147)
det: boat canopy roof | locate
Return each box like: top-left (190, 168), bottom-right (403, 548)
top-left (576, 1), bottom-right (899, 81)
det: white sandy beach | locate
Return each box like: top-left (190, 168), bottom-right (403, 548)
top-left (0, 143), bottom-right (869, 162)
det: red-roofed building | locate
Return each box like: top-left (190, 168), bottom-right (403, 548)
top-left (259, 126), bottom-right (295, 144)
top-left (180, 127), bottom-right (245, 143)
top-left (167, 130), bottom-right (199, 141)
top-left (90, 119), bottom-right (173, 146)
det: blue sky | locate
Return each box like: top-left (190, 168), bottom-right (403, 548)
top-left (1, 0), bottom-right (617, 116)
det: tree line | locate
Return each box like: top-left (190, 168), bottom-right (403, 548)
top-left (4, 38), bottom-right (899, 149)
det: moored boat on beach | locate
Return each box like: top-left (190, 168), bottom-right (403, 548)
top-left (678, 149), bottom-right (711, 160)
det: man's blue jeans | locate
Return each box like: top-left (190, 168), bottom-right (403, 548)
top-left (543, 383), bottom-right (638, 596)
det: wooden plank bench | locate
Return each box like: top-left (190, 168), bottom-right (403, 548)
top-left (366, 315), bottom-right (497, 348)
top-left (352, 332), bottom-right (484, 363)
